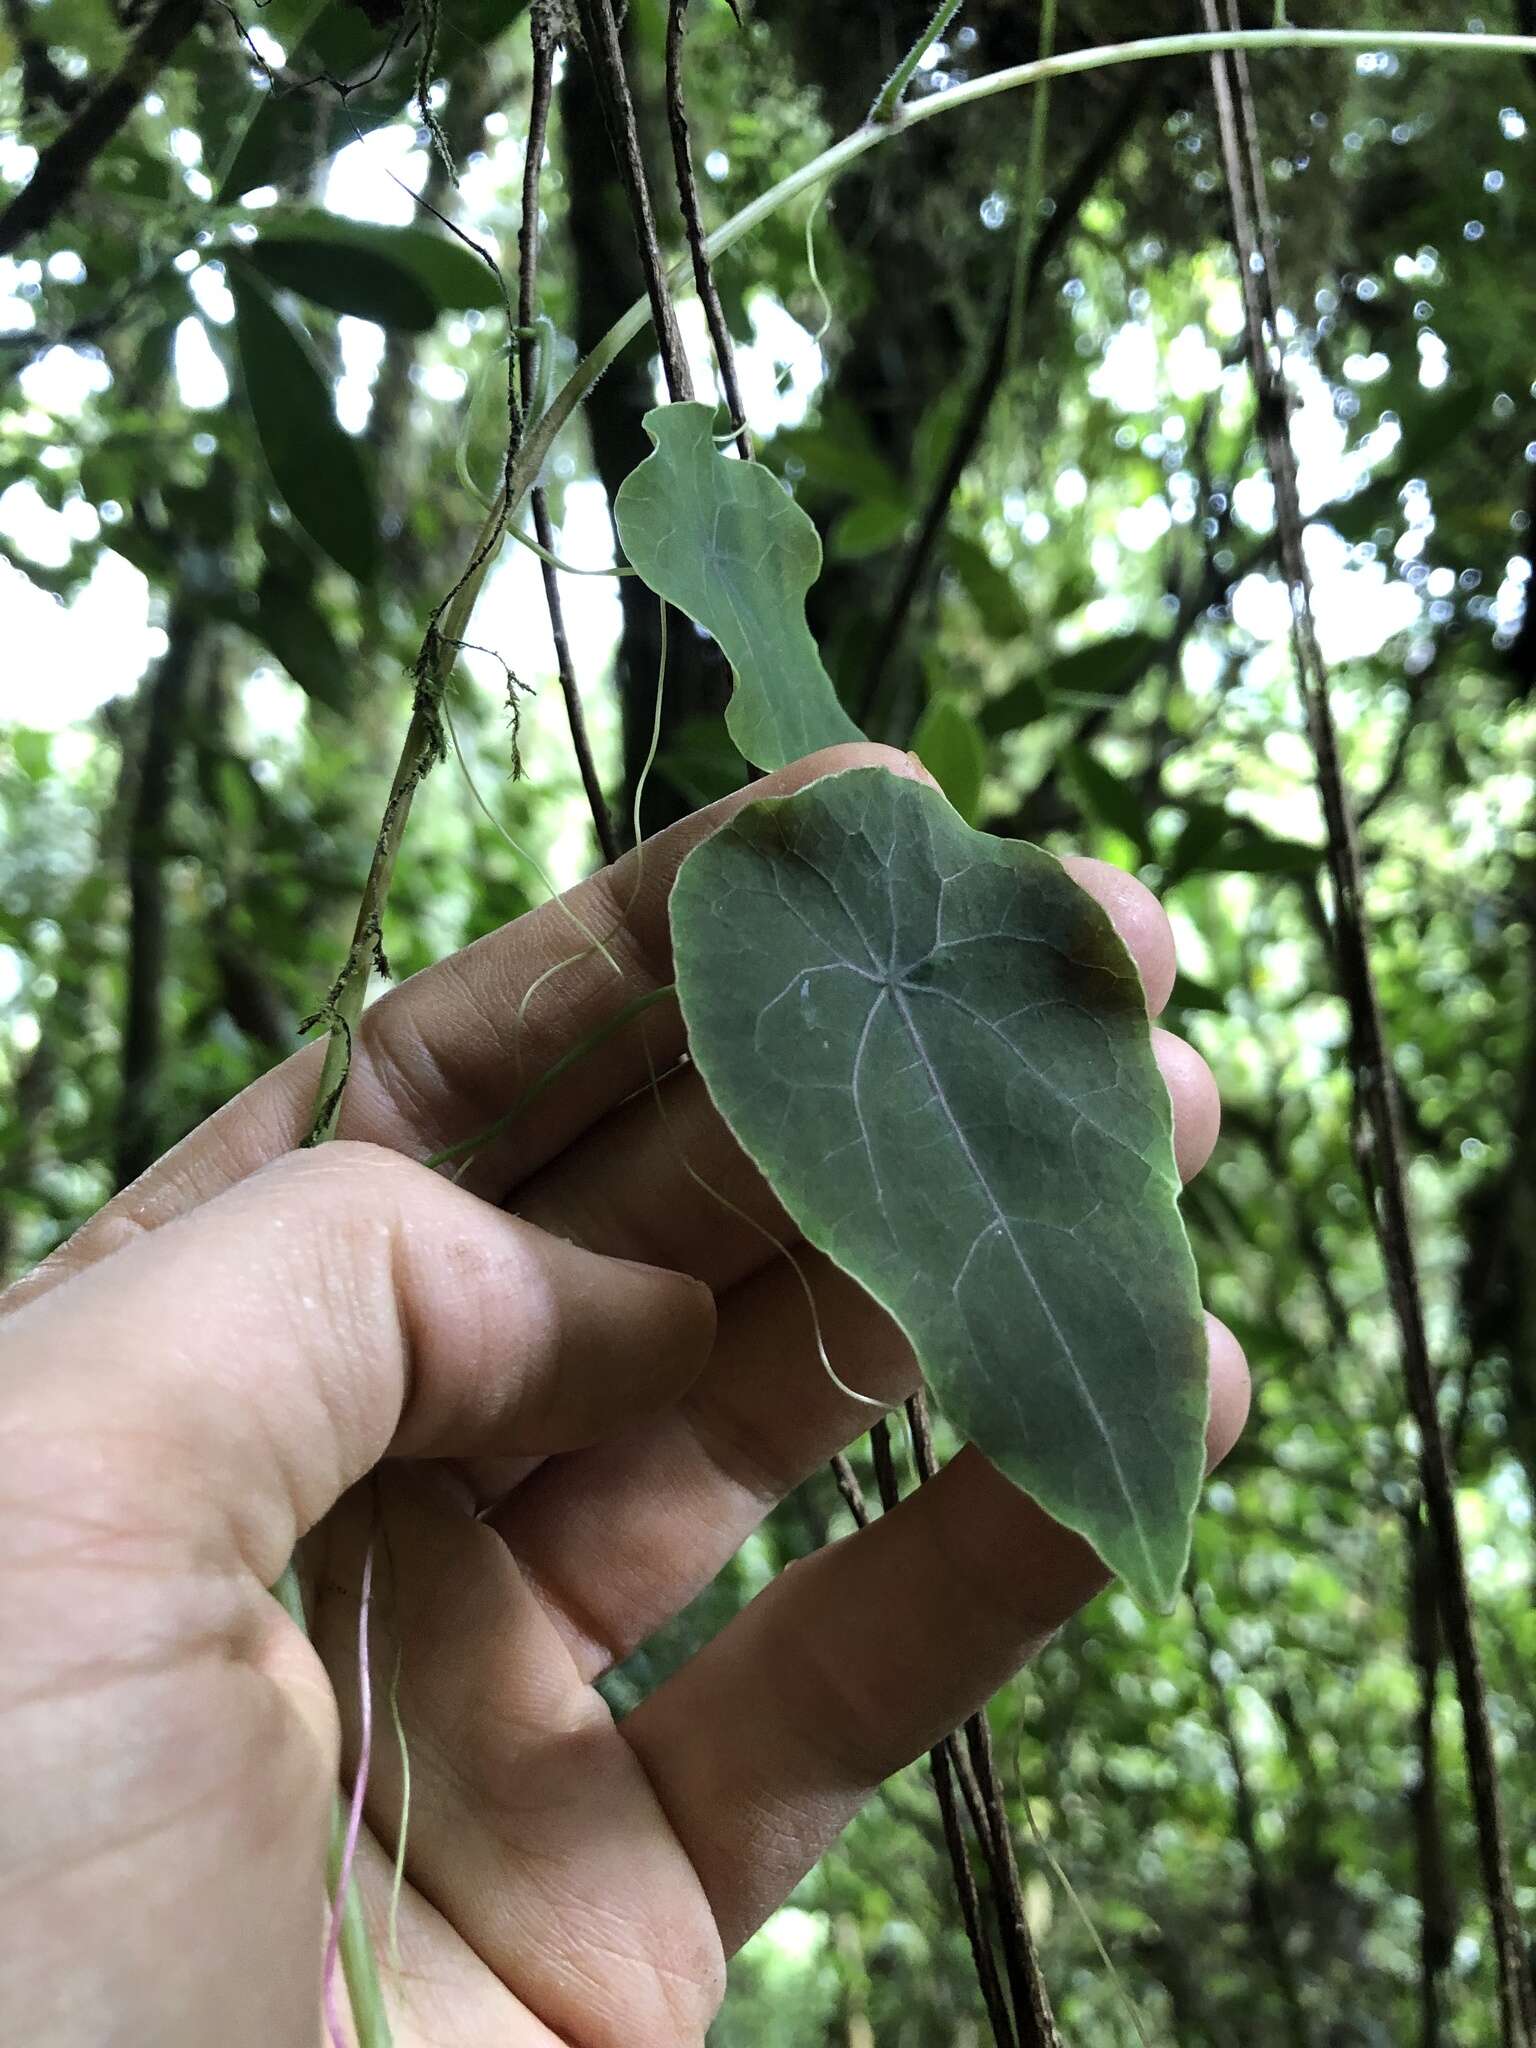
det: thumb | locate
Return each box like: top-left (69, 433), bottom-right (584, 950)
top-left (0, 1141), bottom-right (715, 1585)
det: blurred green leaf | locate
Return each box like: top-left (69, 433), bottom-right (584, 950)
top-left (1323, 384), bottom-right (1484, 545)
top-left (1046, 630), bottom-right (1164, 705)
top-left (213, 0), bottom-right (337, 201)
top-left (252, 565), bottom-right (349, 710)
top-left (658, 716), bottom-right (750, 808)
top-left (979, 670), bottom-right (1050, 737)
top-left (229, 265), bottom-right (378, 582)
top-left (1167, 801), bottom-right (1321, 881)
top-left (235, 212), bottom-right (505, 325)
top-left (979, 632), bottom-right (1163, 739)
top-left (1069, 746), bottom-right (1151, 856)
top-left (911, 382), bottom-right (967, 493)
top-left (132, 313), bottom-right (180, 395)
top-left (241, 239), bottom-right (436, 329)
top-left (10, 731), bottom-right (52, 782)
top-left (946, 533), bottom-right (1028, 639)
top-left (215, 0), bottom-right (529, 202)
top-left (828, 496), bottom-right (909, 561)
top-left (773, 403), bottom-right (904, 503)
top-left (912, 692), bottom-right (986, 823)
top-left (1169, 972), bottom-right (1227, 1012)
top-left (213, 755), bottom-right (262, 836)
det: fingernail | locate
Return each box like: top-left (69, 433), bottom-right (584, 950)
top-left (899, 750), bottom-right (939, 786)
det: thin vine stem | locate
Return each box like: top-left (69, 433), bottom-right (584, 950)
top-left (869, 0), bottom-right (965, 125)
top-left (867, 1420), bottom-right (1017, 2046)
top-left (1201, 12), bottom-right (1535, 2043)
top-left (575, 0), bottom-right (694, 402)
top-left (906, 1394), bottom-right (1061, 2046)
top-left (273, 1562), bottom-right (392, 2047)
top-left (666, 0), bottom-right (751, 456)
top-left (309, 38), bottom-right (1536, 948)
top-left (520, 13), bottom-right (620, 863)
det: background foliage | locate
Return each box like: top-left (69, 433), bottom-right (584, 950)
top-left (4, 1), bottom-right (1536, 2041)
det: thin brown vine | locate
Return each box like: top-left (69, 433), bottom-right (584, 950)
top-left (518, 6), bottom-right (620, 864)
top-left (664, 0), bottom-right (750, 457)
top-left (1201, 9), bottom-right (1535, 2042)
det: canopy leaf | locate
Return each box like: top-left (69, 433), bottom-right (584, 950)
top-left (229, 266), bottom-right (377, 582)
top-left (234, 211), bottom-right (506, 328)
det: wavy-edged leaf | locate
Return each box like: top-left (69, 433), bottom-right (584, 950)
top-left (614, 401), bottom-right (863, 771)
top-left (671, 765), bottom-right (1209, 1609)
top-left (912, 693), bottom-right (986, 823)
top-left (229, 265), bottom-right (377, 582)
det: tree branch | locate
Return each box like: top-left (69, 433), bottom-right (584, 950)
top-left (0, 0), bottom-right (204, 258)
top-left (115, 602), bottom-right (204, 1189)
top-left (1405, 1504), bottom-right (1456, 2048)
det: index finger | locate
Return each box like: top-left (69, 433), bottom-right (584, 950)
top-left (3, 743), bottom-right (920, 1314)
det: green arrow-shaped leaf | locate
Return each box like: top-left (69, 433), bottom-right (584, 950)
top-left (614, 401), bottom-right (864, 772)
top-left (230, 265), bottom-right (377, 582)
top-left (671, 765), bottom-right (1209, 1609)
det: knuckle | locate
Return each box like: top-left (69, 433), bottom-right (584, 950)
top-left (248, 1146), bottom-right (419, 1337)
top-left (356, 991), bottom-right (467, 1143)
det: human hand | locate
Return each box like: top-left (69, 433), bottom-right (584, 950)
top-left (0, 743), bottom-right (1248, 2046)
